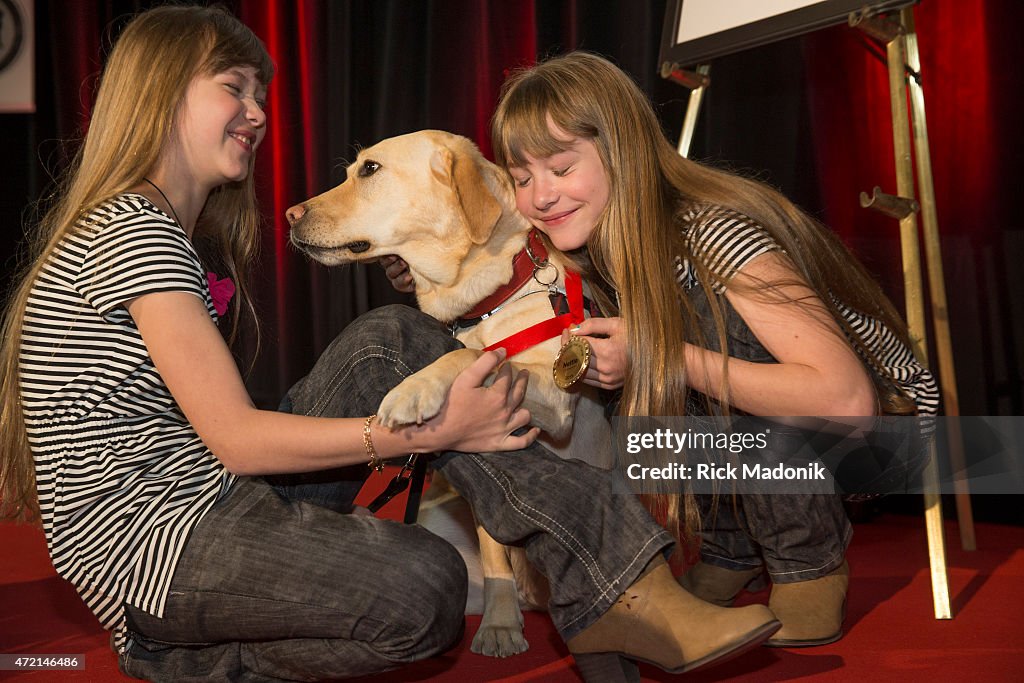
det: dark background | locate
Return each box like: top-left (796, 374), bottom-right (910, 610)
top-left (1, 1), bottom-right (1020, 523)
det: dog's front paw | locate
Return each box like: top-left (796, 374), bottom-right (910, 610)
top-left (377, 372), bottom-right (451, 427)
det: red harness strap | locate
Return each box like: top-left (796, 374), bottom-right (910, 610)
top-left (481, 270), bottom-right (585, 358)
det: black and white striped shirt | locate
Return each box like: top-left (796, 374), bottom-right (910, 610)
top-left (19, 194), bottom-right (235, 653)
top-left (675, 205), bottom-right (940, 415)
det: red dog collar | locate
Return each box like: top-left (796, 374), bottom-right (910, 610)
top-left (459, 229), bottom-right (549, 322)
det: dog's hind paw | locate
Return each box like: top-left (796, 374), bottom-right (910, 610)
top-left (470, 623), bottom-right (529, 658)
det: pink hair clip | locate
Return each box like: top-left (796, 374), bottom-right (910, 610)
top-left (206, 272), bottom-right (236, 316)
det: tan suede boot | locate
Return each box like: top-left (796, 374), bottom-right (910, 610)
top-left (764, 560), bottom-right (849, 647)
top-left (567, 558), bottom-right (781, 681)
top-left (678, 561), bottom-right (764, 607)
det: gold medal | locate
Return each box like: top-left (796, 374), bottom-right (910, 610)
top-left (553, 336), bottom-right (591, 390)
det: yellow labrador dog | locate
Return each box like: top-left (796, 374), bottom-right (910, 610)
top-left (287, 130), bottom-right (611, 657)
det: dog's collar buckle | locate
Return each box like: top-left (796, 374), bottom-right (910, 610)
top-left (525, 229), bottom-right (557, 286)
top-left (532, 262), bottom-right (558, 288)
top-left (525, 234), bottom-right (548, 269)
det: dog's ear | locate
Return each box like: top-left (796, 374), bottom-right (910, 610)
top-left (433, 146), bottom-right (503, 245)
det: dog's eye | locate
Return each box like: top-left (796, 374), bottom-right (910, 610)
top-left (358, 160), bottom-right (381, 177)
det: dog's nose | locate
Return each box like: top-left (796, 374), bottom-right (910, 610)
top-left (286, 203), bottom-right (306, 226)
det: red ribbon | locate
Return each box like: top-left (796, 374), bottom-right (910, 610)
top-left (482, 270), bottom-right (585, 358)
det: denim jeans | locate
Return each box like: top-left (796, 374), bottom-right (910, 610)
top-left (120, 305), bottom-right (672, 682)
top-left (686, 288), bottom-right (852, 583)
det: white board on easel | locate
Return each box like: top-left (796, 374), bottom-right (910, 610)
top-left (659, 0), bottom-right (916, 68)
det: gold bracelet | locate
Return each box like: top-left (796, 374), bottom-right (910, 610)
top-left (363, 414), bottom-right (384, 474)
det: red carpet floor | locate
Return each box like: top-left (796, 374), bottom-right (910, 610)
top-left (2, 486), bottom-right (1022, 682)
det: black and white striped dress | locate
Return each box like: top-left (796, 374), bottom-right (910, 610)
top-left (675, 205), bottom-right (940, 415)
top-left (19, 194), bottom-right (235, 653)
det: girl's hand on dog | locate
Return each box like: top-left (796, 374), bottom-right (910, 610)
top-left (562, 317), bottom-right (627, 390)
top-left (428, 349), bottom-right (539, 453)
top-left (381, 255), bottom-right (416, 293)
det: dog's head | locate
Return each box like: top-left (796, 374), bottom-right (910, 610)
top-left (288, 130), bottom-right (517, 292)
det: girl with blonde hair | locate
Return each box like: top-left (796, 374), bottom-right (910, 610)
top-left (2, 9), bottom-right (786, 681)
top-left (489, 50), bottom-right (938, 647)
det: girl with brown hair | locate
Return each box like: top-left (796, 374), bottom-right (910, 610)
top-left (489, 50), bottom-right (939, 647)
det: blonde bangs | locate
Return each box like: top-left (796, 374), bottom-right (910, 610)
top-left (494, 99), bottom-right (566, 168)
top-left (493, 64), bottom-right (606, 168)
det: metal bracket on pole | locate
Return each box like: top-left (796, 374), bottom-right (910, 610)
top-left (660, 62), bottom-right (711, 159)
top-left (859, 186), bottom-right (920, 219)
top-left (848, 6), bottom-right (905, 42)
top-left (660, 62), bottom-right (711, 90)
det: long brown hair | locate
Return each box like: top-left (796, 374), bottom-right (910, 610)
top-left (0, 5), bottom-right (273, 523)
top-left (492, 51), bottom-right (910, 537)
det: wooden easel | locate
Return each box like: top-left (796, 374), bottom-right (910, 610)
top-left (849, 4), bottom-right (978, 619)
top-left (664, 3), bottom-right (974, 620)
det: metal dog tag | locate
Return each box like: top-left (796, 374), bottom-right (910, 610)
top-left (553, 336), bottom-right (591, 390)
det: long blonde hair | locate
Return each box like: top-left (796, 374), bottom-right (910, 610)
top-left (0, 5), bottom-right (273, 523)
top-left (492, 51), bottom-right (910, 537)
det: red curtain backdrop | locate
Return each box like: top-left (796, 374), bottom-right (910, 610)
top-left (6, 0), bottom-right (1020, 413)
top-left (241, 0), bottom-right (329, 393)
top-left (805, 1), bottom-right (1000, 257)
